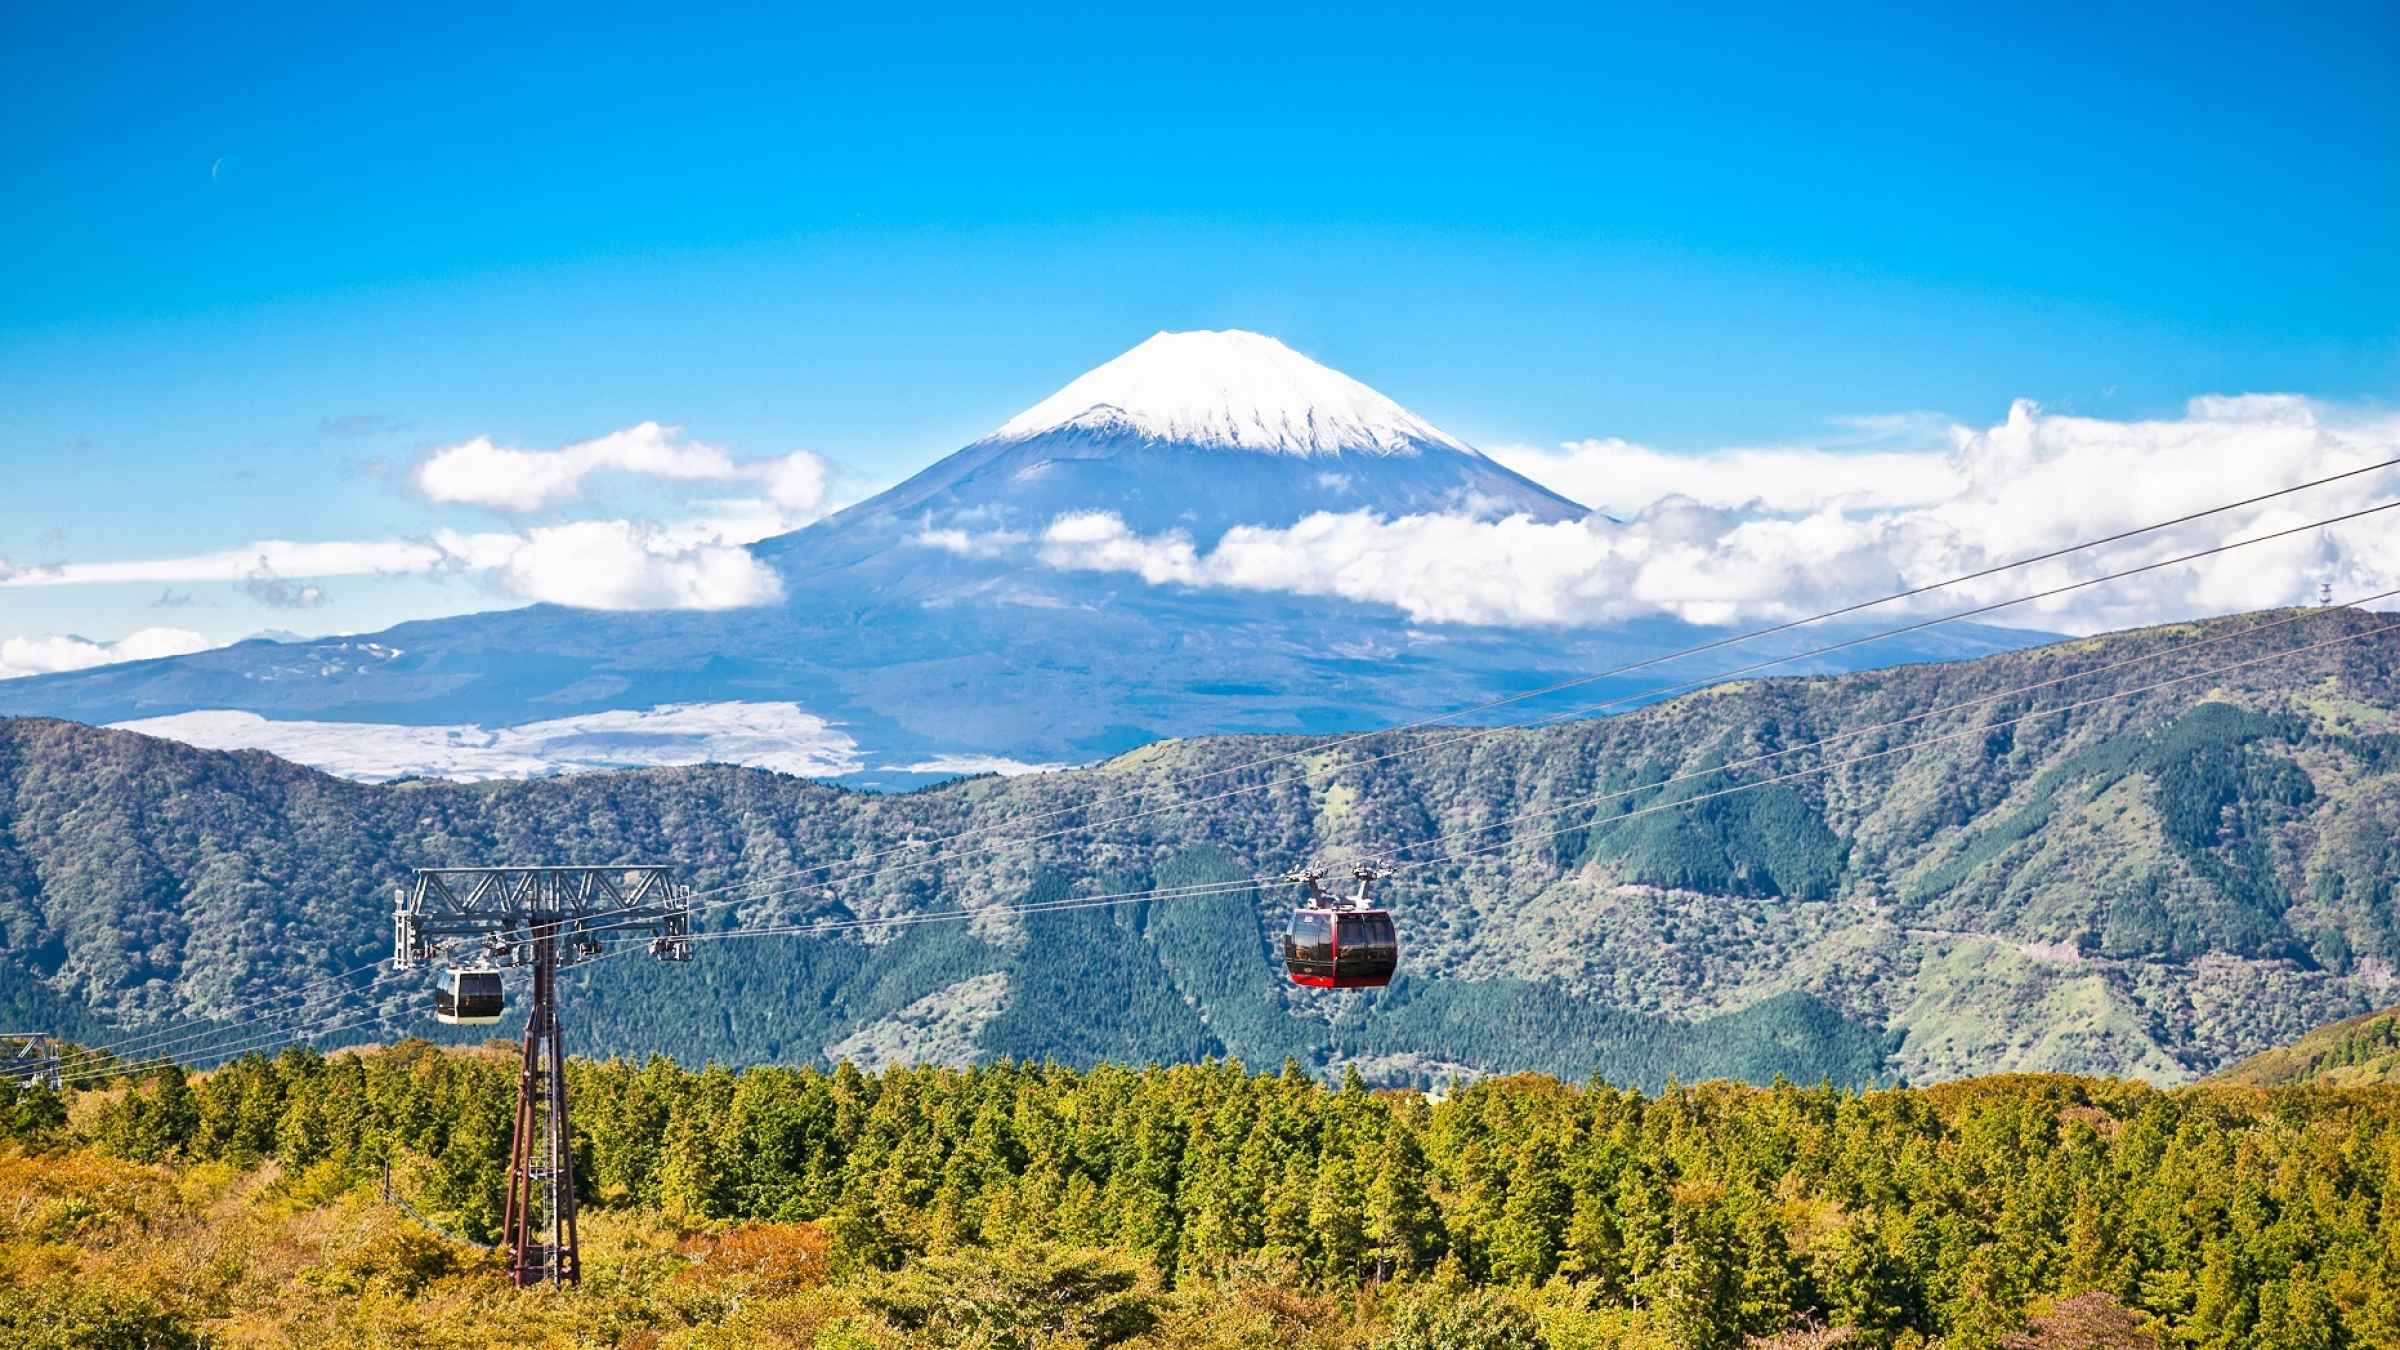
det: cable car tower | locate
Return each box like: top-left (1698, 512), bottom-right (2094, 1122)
top-left (1, 1033), bottom-right (61, 1092)
top-left (394, 865), bottom-right (694, 1288)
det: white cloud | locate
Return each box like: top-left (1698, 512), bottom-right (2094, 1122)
top-left (3, 519), bottom-right (790, 614)
top-left (895, 754), bottom-right (1071, 778)
top-left (415, 421), bottom-right (832, 516)
top-left (417, 422), bottom-right (736, 510)
top-left (912, 527), bottom-right (1031, 559)
top-left (761, 451), bottom-right (830, 512)
top-left (0, 627), bottom-right (215, 680)
top-left (500, 520), bottom-right (784, 610)
top-left (107, 704), bottom-right (1076, 786)
top-left (111, 702), bottom-right (862, 782)
top-left (1037, 512), bottom-right (1200, 585)
top-left (0, 538), bottom-right (473, 587)
top-left (1025, 396), bottom-right (2400, 634)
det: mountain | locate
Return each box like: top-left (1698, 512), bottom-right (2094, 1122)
top-left (2211, 1003), bottom-right (2400, 1087)
top-left (762, 329), bottom-right (1584, 566)
top-left (6, 604), bottom-right (2396, 1087)
top-left (0, 330), bottom-right (2041, 786)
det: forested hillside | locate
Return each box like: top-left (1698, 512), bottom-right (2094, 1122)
top-left (4, 1045), bottom-right (2393, 1347)
top-left (2213, 1002), bottom-right (2400, 1087)
top-left (4, 605), bottom-right (2399, 1086)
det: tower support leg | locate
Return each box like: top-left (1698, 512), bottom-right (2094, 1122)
top-left (502, 935), bottom-right (579, 1287)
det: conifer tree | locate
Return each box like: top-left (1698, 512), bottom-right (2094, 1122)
top-left (1366, 1117), bottom-right (1443, 1278)
top-left (1118, 1105), bottom-right (1184, 1279)
top-left (101, 1066), bottom-right (200, 1162)
top-left (1489, 1133), bottom-right (1570, 1284)
top-left (1309, 1150), bottom-right (1369, 1284)
top-left (1262, 1155), bottom-right (1316, 1275)
top-left (659, 1097), bottom-right (735, 1222)
top-left (1174, 1108), bottom-right (1254, 1276)
top-left (274, 1087), bottom-right (333, 1168)
top-left (1646, 1201), bottom-right (1742, 1350)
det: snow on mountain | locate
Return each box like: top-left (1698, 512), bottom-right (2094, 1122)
top-left (771, 330), bottom-right (1584, 560)
top-left (987, 329), bottom-right (1470, 457)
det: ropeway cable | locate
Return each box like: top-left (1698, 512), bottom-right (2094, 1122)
top-left (1370, 587), bottom-right (2400, 863)
top-left (60, 941), bottom-right (667, 1085)
top-left (34, 961), bottom-right (398, 1080)
top-left (66, 882), bottom-right (1271, 1081)
top-left (294, 481), bottom-right (2400, 979)
top-left (62, 1004), bottom-right (422, 1084)
top-left (62, 1001), bottom-right (417, 1086)
top-left (596, 877), bottom-right (1270, 951)
top-left (57, 963), bottom-right (434, 1084)
top-left (45, 931), bottom-right (498, 1079)
top-left (43, 927), bottom-right (514, 1077)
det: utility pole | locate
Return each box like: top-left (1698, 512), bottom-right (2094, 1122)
top-left (0, 1033), bottom-right (60, 1092)
top-left (394, 865), bottom-right (693, 1288)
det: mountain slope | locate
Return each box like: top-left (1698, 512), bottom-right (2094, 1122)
top-left (0, 330), bottom-right (2039, 784)
top-left (2211, 1003), bottom-right (2400, 1086)
top-left (5, 605), bottom-right (2396, 1086)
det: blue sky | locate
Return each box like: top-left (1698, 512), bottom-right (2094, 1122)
top-left (2, 1), bottom-right (2395, 653)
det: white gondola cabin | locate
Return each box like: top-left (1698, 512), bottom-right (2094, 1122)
top-left (435, 966), bottom-right (506, 1025)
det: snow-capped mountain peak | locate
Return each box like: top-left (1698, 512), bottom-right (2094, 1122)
top-left (986, 329), bottom-right (1470, 457)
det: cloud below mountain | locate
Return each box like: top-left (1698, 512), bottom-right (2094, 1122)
top-left (497, 520), bottom-right (784, 609)
top-left (1014, 395), bottom-right (2400, 633)
top-left (0, 627), bottom-right (215, 680)
top-left (108, 703), bottom-right (862, 782)
top-left (893, 754), bottom-right (1070, 778)
top-left (2, 512), bottom-right (791, 617)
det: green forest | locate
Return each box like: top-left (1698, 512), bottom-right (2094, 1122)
top-left (4, 1042), bottom-right (2395, 1347)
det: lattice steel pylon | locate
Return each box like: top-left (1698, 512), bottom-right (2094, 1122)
top-left (395, 866), bottom-right (693, 1288)
top-left (1, 1033), bottom-right (61, 1092)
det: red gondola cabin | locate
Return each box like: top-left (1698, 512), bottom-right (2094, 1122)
top-left (1280, 864), bottom-right (1400, 989)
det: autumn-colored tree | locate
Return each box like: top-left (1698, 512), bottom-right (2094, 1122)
top-left (858, 1242), bottom-right (1158, 1347)
top-left (17, 1041), bottom-right (2400, 1346)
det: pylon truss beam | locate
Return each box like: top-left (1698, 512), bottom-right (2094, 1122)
top-left (393, 865), bottom-right (693, 969)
